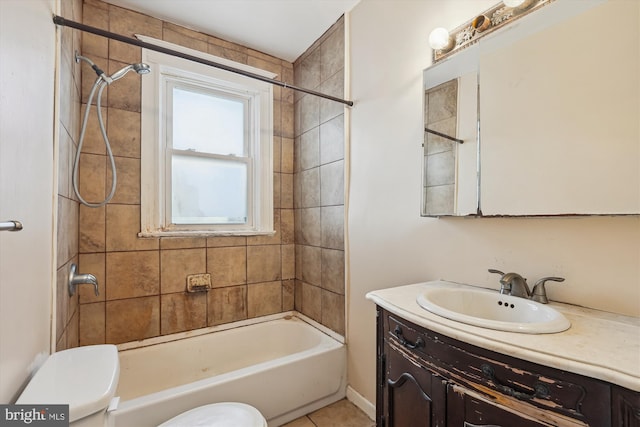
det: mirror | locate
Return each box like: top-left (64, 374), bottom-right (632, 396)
top-left (422, 0), bottom-right (639, 217)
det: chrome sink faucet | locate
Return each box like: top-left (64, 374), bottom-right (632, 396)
top-left (488, 269), bottom-right (564, 303)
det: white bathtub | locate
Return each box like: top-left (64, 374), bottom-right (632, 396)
top-left (108, 313), bottom-right (346, 427)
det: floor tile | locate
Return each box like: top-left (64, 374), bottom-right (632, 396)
top-left (282, 399), bottom-right (374, 427)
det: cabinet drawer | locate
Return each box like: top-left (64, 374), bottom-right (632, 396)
top-left (384, 312), bottom-right (611, 426)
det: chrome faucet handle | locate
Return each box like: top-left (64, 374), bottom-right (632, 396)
top-left (68, 263), bottom-right (100, 297)
top-left (488, 269), bottom-right (509, 293)
top-left (531, 277), bottom-right (564, 304)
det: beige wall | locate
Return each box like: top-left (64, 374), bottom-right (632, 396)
top-left (77, 0), bottom-right (296, 345)
top-left (0, 0), bottom-right (56, 403)
top-left (293, 18), bottom-right (346, 335)
top-left (347, 0), bottom-right (640, 406)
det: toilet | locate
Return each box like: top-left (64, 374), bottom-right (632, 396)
top-left (16, 345), bottom-right (267, 427)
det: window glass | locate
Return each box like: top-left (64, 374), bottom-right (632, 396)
top-left (171, 155), bottom-right (247, 224)
top-left (172, 86), bottom-right (246, 156)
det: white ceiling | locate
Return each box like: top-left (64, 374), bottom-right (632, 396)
top-left (102, 0), bottom-right (360, 62)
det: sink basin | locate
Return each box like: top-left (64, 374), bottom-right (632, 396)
top-left (416, 286), bottom-right (570, 334)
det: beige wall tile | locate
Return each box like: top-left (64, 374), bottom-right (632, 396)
top-left (273, 99), bottom-right (282, 137)
top-left (320, 21), bottom-right (345, 81)
top-left (208, 285), bottom-right (247, 326)
top-left (108, 4), bottom-right (162, 39)
top-left (273, 172), bottom-right (281, 209)
top-left (79, 153), bottom-right (106, 202)
top-left (106, 296), bottom-right (160, 344)
top-left (321, 206), bottom-right (344, 250)
top-left (57, 196), bottom-right (79, 268)
top-left (425, 150), bottom-right (455, 186)
top-left (160, 248), bottom-right (206, 294)
top-left (66, 310), bottom-right (80, 349)
top-left (79, 103), bottom-right (107, 155)
top-left (300, 208), bottom-right (321, 246)
top-left (300, 127), bottom-right (320, 170)
top-left (319, 73), bottom-right (345, 124)
top-left (79, 302), bottom-right (105, 346)
top-left (163, 27), bottom-right (209, 53)
top-left (294, 280), bottom-right (303, 311)
top-left (247, 245), bottom-right (281, 284)
top-left (321, 249), bottom-right (344, 295)
top-left (160, 237), bottom-right (206, 250)
top-left (281, 244), bottom-right (295, 280)
top-left (281, 209), bottom-right (294, 244)
top-left (108, 40), bottom-right (141, 65)
top-left (56, 265), bottom-right (69, 342)
top-left (319, 114), bottom-right (344, 165)
top-left (206, 43), bottom-right (248, 64)
top-left (207, 246), bottom-right (246, 287)
top-left (300, 168), bottom-right (320, 208)
top-left (106, 251), bottom-right (159, 299)
top-left (247, 210), bottom-right (281, 246)
top-left (321, 290), bottom-right (345, 336)
top-left (79, 205), bottom-right (105, 253)
top-left (56, 331), bottom-right (67, 352)
top-left (320, 160), bottom-right (344, 207)
top-left (281, 100), bottom-right (295, 139)
top-left (273, 136), bottom-right (282, 173)
top-left (282, 137), bottom-right (294, 173)
top-left (281, 173), bottom-right (294, 209)
top-left (106, 204), bottom-right (158, 251)
top-left (295, 48), bottom-right (321, 90)
top-left (107, 108), bottom-right (141, 158)
top-left (82, 4), bottom-right (108, 57)
top-left (107, 60), bottom-right (141, 112)
top-left (206, 236), bottom-right (246, 247)
top-left (247, 54), bottom-right (282, 75)
top-left (301, 282), bottom-right (321, 322)
top-left (300, 245), bottom-right (321, 286)
top-left (78, 252), bottom-right (106, 303)
top-left (247, 281), bottom-right (282, 318)
top-left (107, 156), bottom-right (140, 204)
top-left (282, 279), bottom-right (295, 311)
top-left (297, 95), bottom-right (320, 136)
top-left (161, 292), bottom-right (207, 334)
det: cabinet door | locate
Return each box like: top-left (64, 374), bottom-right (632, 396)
top-left (613, 386), bottom-right (640, 427)
top-left (384, 341), bottom-right (446, 427)
top-left (447, 383), bottom-right (554, 427)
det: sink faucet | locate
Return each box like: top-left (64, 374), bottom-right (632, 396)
top-left (489, 269), bottom-right (564, 303)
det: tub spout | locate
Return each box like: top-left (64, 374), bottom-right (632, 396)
top-left (68, 263), bottom-right (99, 296)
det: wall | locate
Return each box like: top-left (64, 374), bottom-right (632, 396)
top-left (56, 0), bottom-right (82, 351)
top-left (347, 0), bottom-right (640, 407)
top-left (0, 0), bottom-right (56, 403)
top-left (293, 18), bottom-right (346, 335)
top-left (77, 0), bottom-right (295, 345)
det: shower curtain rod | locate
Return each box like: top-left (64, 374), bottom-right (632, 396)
top-left (52, 15), bottom-right (354, 107)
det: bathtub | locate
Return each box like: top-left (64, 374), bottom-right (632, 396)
top-left (108, 312), bottom-right (346, 427)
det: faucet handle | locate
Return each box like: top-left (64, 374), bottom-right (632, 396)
top-left (531, 276), bottom-right (565, 304)
top-left (488, 269), bottom-right (510, 294)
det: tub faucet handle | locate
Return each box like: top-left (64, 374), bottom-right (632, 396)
top-left (68, 263), bottom-right (99, 296)
top-left (531, 276), bottom-right (564, 304)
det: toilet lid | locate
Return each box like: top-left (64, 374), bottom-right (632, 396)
top-left (159, 402), bottom-right (267, 427)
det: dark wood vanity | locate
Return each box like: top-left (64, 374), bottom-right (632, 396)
top-left (376, 306), bottom-right (640, 427)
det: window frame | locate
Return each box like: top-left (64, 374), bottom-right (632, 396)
top-left (139, 36), bottom-right (274, 237)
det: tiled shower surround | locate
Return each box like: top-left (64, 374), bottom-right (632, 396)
top-left (293, 20), bottom-right (346, 335)
top-left (60, 0), bottom-right (346, 347)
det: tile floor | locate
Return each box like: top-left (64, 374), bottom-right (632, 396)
top-left (282, 399), bottom-right (375, 427)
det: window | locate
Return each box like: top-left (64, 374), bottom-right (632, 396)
top-left (139, 37), bottom-right (274, 236)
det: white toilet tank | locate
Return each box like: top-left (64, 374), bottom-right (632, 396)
top-left (16, 345), bottom-right (119, 427)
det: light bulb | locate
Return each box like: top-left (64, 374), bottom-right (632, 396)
top-left (429, 27), bottom-right (453, 51)
top-left (503, 0), bottom-right (535, 11)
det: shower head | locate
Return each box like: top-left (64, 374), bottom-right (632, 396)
top-left (107, 62), bottom-right (151, 84)
top-left (133, 63), bottom-right (151, 74)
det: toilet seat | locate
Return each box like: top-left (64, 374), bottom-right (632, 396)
top-left (158, 402), bottom-right (267, 427)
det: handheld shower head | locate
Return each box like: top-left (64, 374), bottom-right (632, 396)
top-left (107, 62), bottom-right (151, 83)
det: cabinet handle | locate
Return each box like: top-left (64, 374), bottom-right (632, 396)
top-left (464, 423), bottom-right (502, 427)
top-left (393, 326), bottom-right (425, 350)
top-left (481, 364), bottom-right (550, 401)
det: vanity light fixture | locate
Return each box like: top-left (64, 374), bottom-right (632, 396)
top-left (503, 0), bottom-right (536, 11)
top-left (428, 27), bottom-right (454, 52)
top-left (430, 0), bottom-right (551, 63)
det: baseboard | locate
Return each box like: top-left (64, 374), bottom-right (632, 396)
top-left (346, 386), bottom-right (375, 421)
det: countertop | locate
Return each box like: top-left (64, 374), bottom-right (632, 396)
top-left (366, 280), bottom-right (640, 392)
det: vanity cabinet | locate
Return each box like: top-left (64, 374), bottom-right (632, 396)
top-left (376, 307), bottom-right (638, 427)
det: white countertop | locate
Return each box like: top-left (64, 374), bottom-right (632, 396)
top-left (366, 281), bottom-right (640, 392)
